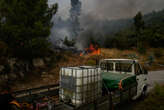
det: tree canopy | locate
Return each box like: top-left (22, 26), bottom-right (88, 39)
top-left (134, 12), bottom-right (145, 32)
top-left (103, 10), bottom-right (164, 51)
top-left (134, 12), bottom-right (146, 53)
top-left (0, 0), bottom-right (58, 59)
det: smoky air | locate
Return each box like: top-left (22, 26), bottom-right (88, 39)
top-left (49, 0), bottom-right (164, 49)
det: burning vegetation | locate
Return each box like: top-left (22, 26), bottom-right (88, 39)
top-left (80, 44), bottom-right (101, 56)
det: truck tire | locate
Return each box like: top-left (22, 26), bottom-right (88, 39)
top-left (141, 86), bottom-right (148, 99)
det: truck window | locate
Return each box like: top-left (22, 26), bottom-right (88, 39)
top-left (135, 64), bottom-right (142, 75)
top-left (115, 63), bottom-right (132, 72)
top-left (100, 62), bottom-right (113, 71)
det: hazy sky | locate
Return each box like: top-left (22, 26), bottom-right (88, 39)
top-left (48, 0), bottom-right (164, 20)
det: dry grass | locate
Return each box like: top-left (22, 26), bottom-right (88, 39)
top-left (79, 48), bottom-right (164, 71)
top-left (12, 48), bottom-right (164, 91)
top-left (12, 52), bottom-right (87, 91)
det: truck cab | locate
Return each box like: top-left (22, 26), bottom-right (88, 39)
top-left (99, 59), bottom-right (148, 99)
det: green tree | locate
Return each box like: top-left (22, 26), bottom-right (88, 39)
top-left (134, 12), bottom-right (145, 32)
top-left (63, 36), bottom-right (75, 47)
top-left (0, 0), bottom-right (58, 59)
top-left (134, 12), bottom-right (145, 54)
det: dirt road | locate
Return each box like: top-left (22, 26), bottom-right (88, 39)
top-left (148, 70), bottom-right (164, 84)
top-left (148, 70), bottom-right (164, 91)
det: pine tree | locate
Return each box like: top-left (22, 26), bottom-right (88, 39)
top-left (134, 12), bottom-right (145, 54)
top-left (0, 0), bottom-right (58, 59)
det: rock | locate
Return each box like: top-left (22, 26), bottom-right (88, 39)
top-left (0, 74), bottom-right (8, 81)
top-left (3, 74), bottom-right (8, 80)
top-left (41, 72), bottom-right (48, 78)
top-left (0, 75), bottom-right (3, 81)
top-left (0, 65), bottom-right (4, 72)
top-left (48, 75), bottom-right (54, 79)
top-left (45, 57), bottom-right (51, 62)
top-left (8, 73), bottom-right (17, 80)
top-left (33, 58), bottom-right (45, 68)
top-left (42, 72), bottom-right (47, 75)
top-left (19, 72), bottom-right (24, 78)
top-left (0, 78), bottom-right (6, 87)
top-left (8, 58), bottom-right (17, 70)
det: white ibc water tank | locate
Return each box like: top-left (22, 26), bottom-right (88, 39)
top-left (59, 66), bottom-right (102, 107)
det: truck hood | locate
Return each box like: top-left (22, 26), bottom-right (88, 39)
top-left (102, 72), bottom-right (137, 91)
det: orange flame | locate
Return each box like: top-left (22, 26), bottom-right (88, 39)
top-left (80, 44), bottom-right (101, 56)
top-left (80, 53), bottom-right (83, 56)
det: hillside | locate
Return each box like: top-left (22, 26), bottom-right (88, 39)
top-left (101, 9), bottom-right (164, 50)
top-left (104, 9), bottom-right (164, 34)
top-left (9, 47), bottom-right (164, 91)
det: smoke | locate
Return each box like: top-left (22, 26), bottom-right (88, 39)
top-left (77, 0), bottom-right (164, 48)
top-left (82, 0), bottom-right (164, 20)
top-left (49, 0), bottom-right (164, 49)
top-left (69, 0), bottom-right (81, 38)
top-left (49, 0), bottom-right (81, 48)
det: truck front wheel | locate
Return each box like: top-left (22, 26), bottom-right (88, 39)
top-left (141, 86), bottom-right (148, 99)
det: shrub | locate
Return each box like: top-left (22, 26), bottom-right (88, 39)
top-left (0, 41), bottom-right (9, 56)
top-left (63, 37), bottom-right (75, 47)
top-left (134, 84), bottom-right (164, 110)
top-left (86, 59), bottom-right (96, 66)
top-left (0, 0), bottom-right (58, 60)
top-left (127, 53), bottom-right (138, 59)
top-left (147, 54), bottom-right (155, 65)
top-left (154, 48), bottom-right (163, 58)
top-left (137, 42), bottom-right (146, 54)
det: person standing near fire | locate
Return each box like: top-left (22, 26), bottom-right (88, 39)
top-left (0, 84), bottom-right (22, 110)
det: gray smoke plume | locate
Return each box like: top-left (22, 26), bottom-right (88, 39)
top-left (49, 0), bottom-right (81, 48)
top-left (70, 0), bottom-right (81, 38)
top-left (76, 0), bottom-right (164, 48)
top-left (81, 0), bottom-right (164, 20)
top-left (49, 0), bottom-right (164, 49)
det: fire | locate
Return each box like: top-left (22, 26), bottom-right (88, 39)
top-left (80, 53), bottom-right (83, 56)
top-left (80, 44), bottom-right (101, 56)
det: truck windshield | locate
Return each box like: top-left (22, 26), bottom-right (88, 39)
top-left (115, 63), bottom-right (132, 72)
top-left (100, 62), bottom-right (113, 71)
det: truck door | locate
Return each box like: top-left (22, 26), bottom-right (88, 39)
top-left (135, 63), bottom-right (147, 96)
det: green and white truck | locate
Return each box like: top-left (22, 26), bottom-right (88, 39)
top-left (59, 59), bottom-right (148, 109)
top-left (100, 59), bottom-right (148, 103)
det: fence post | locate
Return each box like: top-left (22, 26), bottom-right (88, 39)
top-left (94, 101), bottom-right (97, 110)
top-left (109, 92), bottom-right (113, 110)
